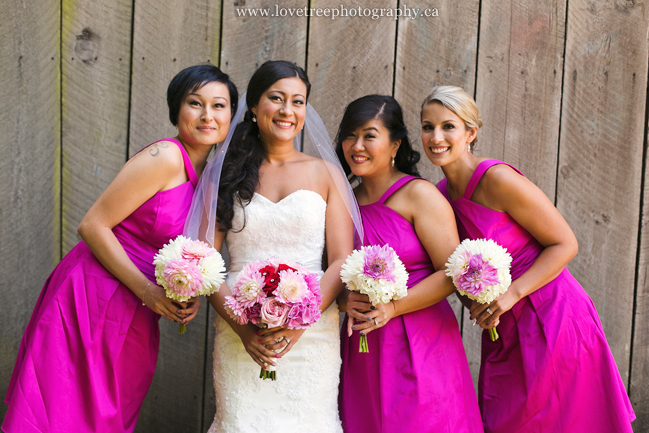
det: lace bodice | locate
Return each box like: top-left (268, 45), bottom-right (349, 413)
top-left (210, 188), bottom-right (343, 433)
top-left (226, 190), bottom-right (327, 273)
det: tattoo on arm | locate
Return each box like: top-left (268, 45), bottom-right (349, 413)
top-left (130, 141), bottom-right (169, 160)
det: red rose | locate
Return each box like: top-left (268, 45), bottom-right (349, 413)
top-left (259, 265), bottom-right (279, 293)
top-left (277, 264), bottom-right (297, 273)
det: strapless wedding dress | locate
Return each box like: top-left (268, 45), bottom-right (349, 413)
top-left (207, 190), bottom-right (343, 433)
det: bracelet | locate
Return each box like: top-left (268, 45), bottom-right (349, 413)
top-left (142, 282), bottom-right (151, 306)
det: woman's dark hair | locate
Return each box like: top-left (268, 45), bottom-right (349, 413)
top-left (217, 60), bottom-right (310, 232)
top-left (167, 64), bottom-right (239, 126)
top-left (334, 95), bottom-right (420, 182)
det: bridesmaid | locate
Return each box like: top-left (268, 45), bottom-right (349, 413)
top-left (3, 64), bottom-right (238, 433)
top-left (336, 95), bottom-right (483, 433)
top-left (422, 85), bottom-right (635, 432)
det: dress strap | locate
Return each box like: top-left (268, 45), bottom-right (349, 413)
top-left (378, 175), bottom-right (425, 204)
top-left (463, 159), bottom-right (524, 199)
top-left (153, 138), bottom-right (199, 187)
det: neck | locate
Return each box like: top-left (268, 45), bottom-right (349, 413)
top-left (263, 139), bottom-right (298, 164)
top-left (358, 168), bottom-right (404, 204)
top-left (175, 136), bottom-right (212, 178)
top-left (440, 152), bottom-right (480, 198)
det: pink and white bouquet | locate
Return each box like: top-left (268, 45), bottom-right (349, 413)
top-left (153, 235), bottom-right (226, 334)
top-left (445, 238), bottom-right (512, 341)
top-left (224, 258), bottom-right (322, 380)
top-left (340, 244), bottom-right (408, 353)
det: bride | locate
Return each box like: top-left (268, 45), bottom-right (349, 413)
top-left (186, 61), bottom-right (361, 432)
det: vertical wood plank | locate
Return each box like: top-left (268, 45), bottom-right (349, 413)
top-left (202, 3), bottom-right (310, 426)
top-left (306, 0), bottom-right (398, 140)
top-left (631, 125), bottom-right (649, 428)
top-left (130, 1), bottom-right (223, 431)
top-left (61, 0), bottom-right (133, 254)
top-left (220, 0), bottom-right (309, 94)
top-left (556, 0), bottom-right (648, 384)
top-left (0, 0), bottom-right (60, 423)
top-left (475, 0), bottom-right (566, 200)
top-left (395, 1), bottom-right (479, 184)
top-left (459, 0), bottom-right (568, 387)
top-left (393, 1), bottom-right (480, 347)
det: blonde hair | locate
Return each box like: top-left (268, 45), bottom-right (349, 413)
top-left (421, 86), bottom-right (483, 150)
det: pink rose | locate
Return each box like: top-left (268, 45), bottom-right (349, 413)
top-left (260, 297), bottom-right (289, 328)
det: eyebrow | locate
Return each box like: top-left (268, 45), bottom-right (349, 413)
top-left (188, 93), bottom-right (228, 101)
top-left (268, 90), bottom-right (306, 98)
top-left (362, 127), bottom-right (379, 132)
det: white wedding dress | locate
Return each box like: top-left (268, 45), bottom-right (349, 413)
top-left (208, 189), bottom-right (343, 433)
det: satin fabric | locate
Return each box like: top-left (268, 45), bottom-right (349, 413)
top-left (437, 159), bottom-right (635, 433)
top-left (3, 139), bottom-right (198, 433)
top-left (339, 176), bottom-right (483, 433)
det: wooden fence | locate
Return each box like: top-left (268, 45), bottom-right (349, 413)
top-left (2, 0), bottom-right (648, 431)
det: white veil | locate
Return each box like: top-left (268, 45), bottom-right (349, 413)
top-left (183, 94), bottom-right (364, 249)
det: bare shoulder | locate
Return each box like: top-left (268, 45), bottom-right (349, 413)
top-left (401, 177), bottom-right (448, 206)
top-left (481, 164), bottom-right (527, 190)
top-left (125, 140), bottom-right (184, 174)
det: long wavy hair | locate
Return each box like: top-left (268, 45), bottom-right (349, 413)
top-left (335, 95), bottom-right (420, 183)
top-left (217, 60), bottom-right (311, 232)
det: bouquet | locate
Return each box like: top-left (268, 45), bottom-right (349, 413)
top-left (340, 244), bottom-right (408, 353)
top-left (224, 258), bottom-right (322, 380)
top-left (153, 235), bottom-right (226, 334)
top-left (445, 238), bottom-right (512, 341)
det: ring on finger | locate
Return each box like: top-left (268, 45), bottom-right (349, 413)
top-left (373, 318), bottom-right (378, 326)
top-left (284, 338), bottom-right (290, 345)
top-left (486, 307), bottom-right (493, 315)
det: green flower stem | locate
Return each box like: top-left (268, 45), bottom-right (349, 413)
top-left (489, 327), bottom-right (499, 341)
top-left (359, 334), bottom-right (369, 353)
top-left (259, 367), bottom-right (276, 381)
top-left (178, 323), bottom-right (187, 335)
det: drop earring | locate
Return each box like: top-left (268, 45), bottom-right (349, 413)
top-left (252, 115), bottom-right (257, 123)
top-left (391, 158), bottom-right (395, 167)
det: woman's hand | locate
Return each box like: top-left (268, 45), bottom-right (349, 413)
top-left (143, 286), bottom-right (201, 325)
top-left (234, 323), bottom-right (281, 369)
top-left (346, 292), bottom-right (396, 336)
top-left (469, 287), bottom-right (521, 329)
top-left (258, 327), bottom-right (307, 358)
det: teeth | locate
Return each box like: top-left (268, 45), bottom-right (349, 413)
top-left (352, 156), bottom-right (369, 161)
top-left (431, 147), bottom-right (449, 154)
top-left (275, 121), bottom-right (291, 127)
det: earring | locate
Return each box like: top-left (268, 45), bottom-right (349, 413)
top-left (391, 158), bottom-right (395, 167)
top-left (252, 115), bottom-right (257, 123)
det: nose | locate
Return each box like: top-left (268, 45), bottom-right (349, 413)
top-left (432, 126), bottom-right (444, 144)
top-left (201, 107), bottom-right (214, 122)
top-left (279, 102), bottom-right (292, 116)
top-left (350, 136), bottom-right (364, 151)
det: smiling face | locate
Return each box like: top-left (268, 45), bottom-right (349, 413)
top-left (251, 77), bottom-right (307, 147)
top-left (341, 119), bottom-right (400, 178)
top-left (176, 81), bottom-right (232, 148)
top-left (420, 101), bottom-right (476, 167)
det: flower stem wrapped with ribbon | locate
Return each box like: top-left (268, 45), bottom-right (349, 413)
top-left (153, 235), bottom-right (226, 334)
top-left (340, 244), bottom-right (408, 352)
top-left (445, 238), bottom-right (512, 341)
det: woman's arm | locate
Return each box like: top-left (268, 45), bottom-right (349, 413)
top-left (470, 165), bottom-right (578, 327)
top-left (348, 180), bottom-right (460, 335)
top-left (78, 142), bottom-right (199, 324)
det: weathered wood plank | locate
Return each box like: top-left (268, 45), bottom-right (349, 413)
top-left (395, 1), bottom-right (479, 185)
top-left (474, 0), bottom-right (566, 201)
top-left (130, 1), bottom-right (223, 431)
top-left (129, 0), bottom-right (222, 156)
top-left (459, 0), bottom-right (568, 388)
top-left (306, 0), bottom-right (398, 141)
top-left (556, 0), bottom-right (648, 385)
top-left (61, 0), bottom-right (133, 254)
top-left (220, 0), bottom-right (308, 94)
top-left (393, 1), bottom-right (480, 360)
top-left (0, 0), bottom-right (60, 423)
top-left (201, 4), bottom-right (310, 425)
top-left (631, 112), bottom-right (649, 428)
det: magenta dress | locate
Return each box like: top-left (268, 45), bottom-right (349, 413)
top-left (3, 139), bottom-right (198, 433)
top-left (339, 176), bottom-right (483, 433)
top-left (437, 159), bottom-right (635, 433)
